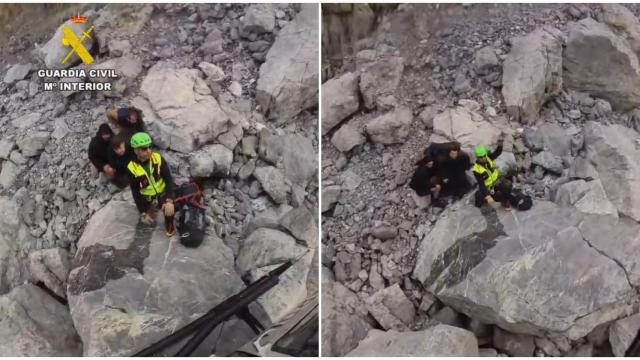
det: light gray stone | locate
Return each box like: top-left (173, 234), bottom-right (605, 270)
top-left (365, 106), bottom-right (413, 144)
top-left (321, 72), bottom-right (360, 134)
top-left (584, 122), bottom-right (640, 221)
top-left (360, 56), bottom-right (404, 110)
top-left (564, 18), bottom-right (640, 111)
top-left (256, 4), bottom-right (318, 121)
top-left (3, 63), bottom-right (33, 84)
top-left (0, 284), bottom-right (82, 356)
top-left (253, 166), bottom-right (291, 204)
top-left (321, 276), bottom-right (371, 356)
top-left (331, 124), bottom-right (365, 152)
top-left (610, 313), bottom-right (640, 357)
top-left (347, 326), bottom-right (479, 356)
top-left (502, 26), bottom-right (564, 123)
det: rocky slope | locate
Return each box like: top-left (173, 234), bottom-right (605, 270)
top-left (321, 3), bottom-right (640, 357)
top-left (0, 3), bottom-right (318, 356)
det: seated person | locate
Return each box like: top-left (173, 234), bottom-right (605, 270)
top-left (88, 123), bottom-right (115, 177)
top-left (409, 153), bottom-right (447, 208)
top-left (107, 132), bottom-right (135, 188)
top-left (106, 104), bottom-right (145, 133)
top-left (472, 138), bottom-right (515, 209)
top-left (427, 141), bottom-right (472, 199)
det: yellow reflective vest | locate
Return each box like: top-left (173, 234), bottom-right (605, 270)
top-left (127, 152), bottom-right (166, 197)
top-left (472, 157), bottom-right (500, 189)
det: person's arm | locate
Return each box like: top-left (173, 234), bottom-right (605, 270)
top-left (159, 157), bottom-right (175, 200)
top-left (88, 139), bottom-right (107, 171)
top-left (489, 144), bottom-right (503, 160)
top-left (129, 173), bottom-right (147, 213)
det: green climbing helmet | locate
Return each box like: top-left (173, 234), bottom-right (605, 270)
top-left (475, 145), bottom-right (488, 158)
top-left (131, 132), bottom-right (152, 149)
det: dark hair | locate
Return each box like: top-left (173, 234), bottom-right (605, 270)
top-left (111, 132), bottom-right (127, 149)
top-left (97, 123), bottom-right (114, 137)
top-left (447, 141), bottom-right (461, 152)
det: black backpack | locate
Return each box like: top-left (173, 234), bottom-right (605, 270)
top-left (174, 181), bottom-right (208, 248)
top-left (177, 203), bottom-right (208, 248)
top-left (510, 190), bottom-right (533, 211)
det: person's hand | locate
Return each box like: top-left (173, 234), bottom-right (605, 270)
top-left (162, 200), bottom-right (175, 217)
top-left (485, 196), bottom-right (495, 205)
top-left (103, 164), bottom-right (115, 178)
top-left (141, 212), bottom-right (155, 225)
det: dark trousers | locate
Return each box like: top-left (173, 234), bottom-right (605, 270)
top-left (144, 194), bottom-right (175, 233)
top-left (474, 179), bottom-right (515, 208)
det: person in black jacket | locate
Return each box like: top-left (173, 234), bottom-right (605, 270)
top-left (106, 104), bottom-right (145, 133)
top-left (433, 142), bottom-right (472, 199)
top-left (472, 137), bottom-right (514, 209)
top-left (409, 153), bottom-right (446, 208)
top-left (88, 123), bottom-right (115, 177)
top-left (106, 132), bottom-right (134, 188)
top-left (422, 142), bottom-right (472, 200)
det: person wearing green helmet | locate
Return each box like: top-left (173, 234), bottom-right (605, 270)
top-left (472, 136), bottom-right (514, 209)
top-left (127, 132), bottom-right (176, 237)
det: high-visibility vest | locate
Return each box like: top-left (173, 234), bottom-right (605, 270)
top-left (127, 152), bottom-right (166, 197)
top-left (472, 157), bottom-right (500, 189)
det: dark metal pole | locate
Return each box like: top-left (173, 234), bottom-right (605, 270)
top-left (133, 261), bottom-right (292, 357)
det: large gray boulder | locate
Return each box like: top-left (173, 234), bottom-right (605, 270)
top-left (346, 326), bottom-right (479, 356)
top-left (601, 4), bottom-right (640, 55)
top-left (236, 227), bottom-right (307, 276)
top-left (249, 250), bottom-right (314, 323)
top-left (0, 161), bottom-right (20, 189)
top-left (359, 56), bottom-right (404, 110)
top-left (28, 248), bottom-right (71, 300)
top-left (138, 62), bottom-right (235, 153)
top-left (3, 63), bottom-right (33, 84)
top-left (365, 284), bottom-right (415, 331)
top-left (256, 4), bottom-right (318, 121)
top-left (502, 26), bottom-right (564, 123)
top-left (88, 55), bottom-right (143, 97)
top-left (239, 4), bottom-right (275, 36)
top-left (67, 199), bottom-right (245, 356)
top-left (93, 4), bottom-right (153, 50)
top-left (609, 313), bottom-right (640, 357)
top-left (564, 18), bottom-right (640, 111)
top-left (189, 144), bottom-right (233, 177)
top-left (258, 130), bottom-right (316, 187)
top-left (365, 106), bottom-right (413, 144)
top-left (0, 197), bottom-right (32, 294)
top-left (0, 284), bottom-right (82, 356)
top-left (555, 179), bottom-right (618, 217)
top-left (321, 275), bottom-right (372, 356)
top-left (19, 131), bottom-right (50, 157)
top-left (321, 72), bottom-right (360, 135)
top-left (253, 166), bottom-right (291, 204)
top-left (583, 122), bottom-right (640, 221)
top-left (37, 13), bottom-right (97, 69)
top-left (331, 123), bottom-right (365, 153)
top-left (430, 105), bottom-right (502, 153)
top-left (412, 200), bottom-right (637, 340)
